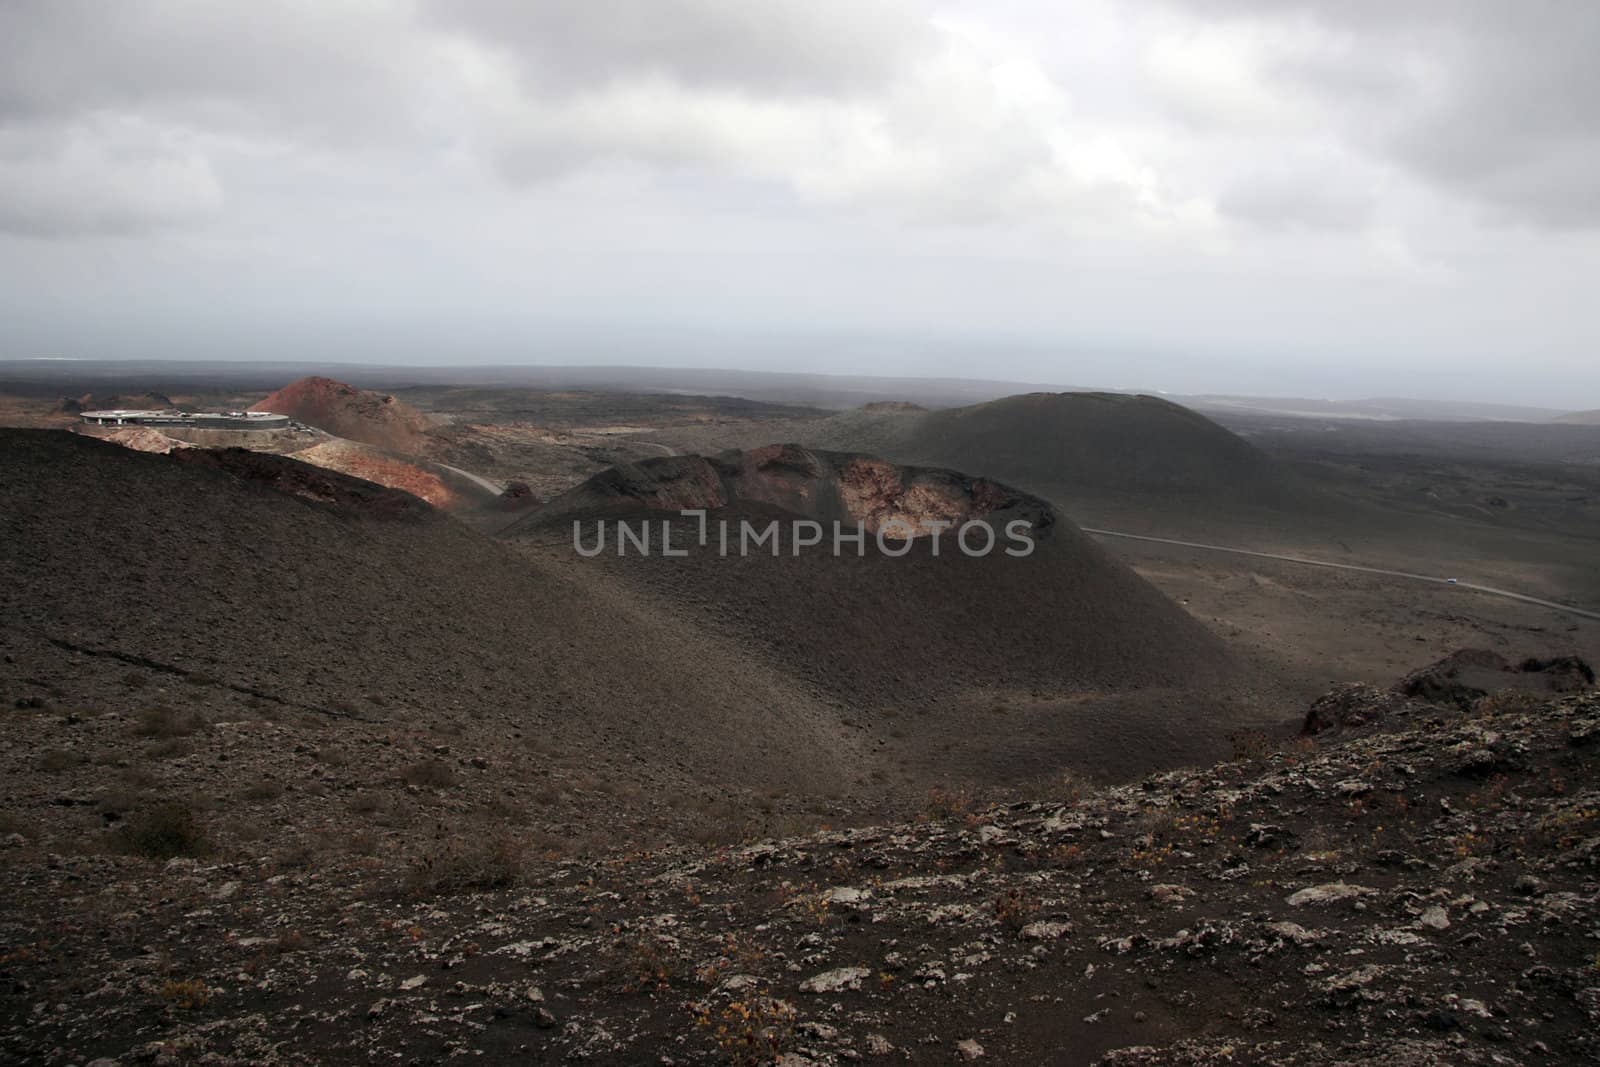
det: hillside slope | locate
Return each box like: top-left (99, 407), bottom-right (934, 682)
top-left (810, 392), bottom-right (1291, 503)
top-left (509, 445), bottom-right (1271, 782)
top-left (3, 676), bottom-right (1596, 1064)
top-left (249, 376), bottom-right (438, 453)
top-left (0, 430), bottom-right (866, 798)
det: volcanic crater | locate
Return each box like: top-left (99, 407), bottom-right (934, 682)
top-left (516, 443), bottom-right (1054, 540)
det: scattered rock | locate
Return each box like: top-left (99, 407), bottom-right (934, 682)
top-left (799, 967), bottom-right (870, 994)
top-left (1286, 883), bottom-right (1378, 907)
top-left (1019, 921), bottom-right (1071, 941)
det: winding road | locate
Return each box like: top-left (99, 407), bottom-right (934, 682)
top-left (1081, 527), bottom-right (1600, 623)
top-left (435, 463), bottom-right (503, 496)
top-left (629, 440), bottom-right (679, 458)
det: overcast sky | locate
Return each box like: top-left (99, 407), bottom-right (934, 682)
top-left (2, 1), bottom-right (1597, 406)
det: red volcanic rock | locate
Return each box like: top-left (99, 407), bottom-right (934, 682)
top-left (837, 455), bottom-right (1013, 537)
top-left (496, 480), bottom-right (542, 512)
top-left (518, 444), bottom-right (1050, 537)
top-left (1394, 649), bottom-right (1595, 710)
top-left (249, 377), bottom-right (437, 453)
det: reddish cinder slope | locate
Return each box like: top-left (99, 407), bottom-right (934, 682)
top-left (249, 376), bottom-right (437, 453)
top-left (290, 438), bottom-right (457, 509)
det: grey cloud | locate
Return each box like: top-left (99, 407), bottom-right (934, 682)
top-left (1155, 0), bottom-right (1600, 228)
top-left (0, 1), bottom-right (950, 228)
top-left (1216, 171), bottom-right (1374, 232)
top-left (1383, 12), bottom-right (1600, 228)
top-left (425, 0), bottom-right (932, 98)
top-left (0, 0), bottom-right (1598, 407)
top-left (0, 1), bottom-right (434, 237)
top-left (0, 117), bottom-right (223, 237)
top-left (0, 1), bottom-right (426, 141)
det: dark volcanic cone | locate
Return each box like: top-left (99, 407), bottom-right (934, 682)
top-left (512, 443), bottom-right (1053, 540)
top-left (507, 445), bottom-right (1252, 783)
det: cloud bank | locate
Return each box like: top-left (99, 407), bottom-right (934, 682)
top-left (0, 0), bottom-right (1596, 404)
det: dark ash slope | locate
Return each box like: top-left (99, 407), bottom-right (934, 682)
top-left (510, 444), bottom-right (1271, 783)
top-left (0, 430), bottom-right (866, 795)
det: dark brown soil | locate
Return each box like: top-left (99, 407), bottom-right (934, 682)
top-left (2, 679), bottom-right (1595, 1065)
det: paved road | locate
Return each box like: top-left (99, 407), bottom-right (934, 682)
top-left (630, 440), bottom-right (678, 458)
top-left (1082, 527), bottom-right (1600, 623)
top-left (435, 463), bottom-right (503, 496)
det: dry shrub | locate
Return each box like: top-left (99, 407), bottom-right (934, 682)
top-left (134, 705), bottom-right (205, 739)
top-left (345, 829), bottom-right (380, 856)
top-left (40, 748), bottom-right (84, 772)
top-left (691, 995), bottom-right (795, 1065)
top-left (1229, 730), bottom-right (1275, 762)
top-left (1476, 689), bottom-right (1545, 715)
top-left (117, 802), bottom-right (211, 860)
top-left (241, 779), bottom-right (283, 801)
top-left (145, 737), bottom-right (193, 760)
top-left (615, 932), bottom-right (688, 992)
top-left (922, 784), bottom-right (975, 822)
top-left (160, 978), bottom-right (211, 1011)
top-left (405, 829), bottom-right (526, 895)
top-left (400, 760), bottom-right (456, 789)
top-left (273, 841), bottom-right (316, 870)
top-left (347, 791), bottom-right (386, 814)
top-left (994, 887), bottom-right (1038, 932)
